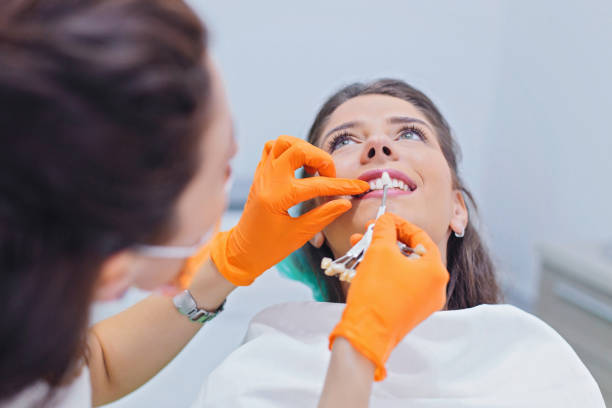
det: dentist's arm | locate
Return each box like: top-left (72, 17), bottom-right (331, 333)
top-left (87, 259), bottom-right (233, 406)
top-left (318, 337), bottom-right (375, 408)
top-left (318, 213), bottom-right (450, 407)
top-left (87, 136), bottom-right (369, 406)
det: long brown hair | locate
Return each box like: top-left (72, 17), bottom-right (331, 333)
top-left (0, 0), bottom-right (209, 402)
top-left (298, 79), bottom-right (501, 308)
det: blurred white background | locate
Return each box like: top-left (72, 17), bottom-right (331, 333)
top-left (98, 1), bottom-right (612, 406)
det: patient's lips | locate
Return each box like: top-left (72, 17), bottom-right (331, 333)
top-left (353, 168), bottom-right (417, 200)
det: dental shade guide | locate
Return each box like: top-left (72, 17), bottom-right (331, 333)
top-left (321, 171), bottom-right (426, 282)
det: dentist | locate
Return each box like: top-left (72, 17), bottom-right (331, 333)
top-left (0, 0), bottom-right (449, 407)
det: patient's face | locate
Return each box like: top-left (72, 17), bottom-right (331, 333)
top-left (314, 94), bottom-right (465, 262)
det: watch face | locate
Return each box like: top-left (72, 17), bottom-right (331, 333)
top-left (173, 290), bottom-right (197, 313)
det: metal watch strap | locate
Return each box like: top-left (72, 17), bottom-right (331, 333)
top-left (172, 289), bottom-right (225, 324)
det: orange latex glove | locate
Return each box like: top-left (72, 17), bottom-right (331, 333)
top-left (209, 135), bottom-right (370, 286)
top-left (173, 221), bottom-right (221, 289)
top-left (329, 213), bottom-right (449, 381)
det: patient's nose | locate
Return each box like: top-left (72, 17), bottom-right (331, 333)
top-left (360, 137), bottom-right (398, 164)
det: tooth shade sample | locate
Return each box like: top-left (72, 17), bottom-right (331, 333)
top-left (381, 171), bottom-right (392, 187)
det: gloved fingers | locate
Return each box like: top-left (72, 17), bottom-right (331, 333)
top-left (277, 141), bottom-right (337, 177)
top-left (270, 135), bottom-right (335, 176)
top-left (350, 233), bottom-right (363, 247)
top-left (255, 140), bottom-right (275, 174)
top-left (386, 213), bottom-right (440, 258)
top-left (261, 139), bottom-right (276, 161)
top-left (297, 198), bottom-right (353, 233)
top-left (270, 135), bottom-right (303, 158)
top-left (292, 177), bottom-right (369, 203)
top-left (370, 213), bottom-right (399, 246)
top-left (303, 165), bottom-right (317, 176)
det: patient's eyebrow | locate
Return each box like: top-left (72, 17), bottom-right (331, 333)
top-left (322, 121), bottom-right (362, 141)
top-left (388, 116), bottom-right (433, 130)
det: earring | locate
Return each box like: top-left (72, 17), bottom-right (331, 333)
top-left (454, 229), bottom-right (465, 238)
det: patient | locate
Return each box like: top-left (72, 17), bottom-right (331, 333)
top-left (194, 80), bottom-right (605, 407)
top-left (289, 79), bottom-right (499, 306)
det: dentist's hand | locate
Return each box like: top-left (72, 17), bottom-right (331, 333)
top-left (209, 135), bottom-right (370, 286)
top-left (329, 213), bottom-right (449, 381)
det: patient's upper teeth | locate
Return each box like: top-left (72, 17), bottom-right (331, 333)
top-left (369, 181), bottom-right (376, 190)
top-left (392, 179), bottom-right (399, 188)
top-left (375, 179), bottom-right (383, 189)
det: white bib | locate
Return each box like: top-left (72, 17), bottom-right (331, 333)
top-left (194, 302), bottom-right (605, 408)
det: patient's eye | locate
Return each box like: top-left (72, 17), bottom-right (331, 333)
top-left (327, 132), bottom-right (355, 152)
top-left (397, 126), bottom-right (426, 142)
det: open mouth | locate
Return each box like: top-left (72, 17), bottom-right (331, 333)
top-left (352, 168), bottom-right (417, 199)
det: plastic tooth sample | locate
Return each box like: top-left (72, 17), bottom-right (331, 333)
top-left (381, 171), bottom-right (392, 187)
top-left (335, 262), bottom-right (347, 271)
top-left (413, 244), bottom-right (426, 255)
top-left (321, 257), bottom-right (333, 269)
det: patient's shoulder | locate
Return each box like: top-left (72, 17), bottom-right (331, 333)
top-left (245, 301), bottom-right (344, 342)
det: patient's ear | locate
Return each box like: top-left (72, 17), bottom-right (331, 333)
top-left (309, 231), bottom-right (325, 248)
top-left (450, 190), bottom-right (468, 235)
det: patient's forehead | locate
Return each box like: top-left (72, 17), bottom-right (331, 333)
top-left (318, 94), bottom-right (431, 146)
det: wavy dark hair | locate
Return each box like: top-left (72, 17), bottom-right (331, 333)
top-left (297, 79), bottom-right (501, 308)
top-left (0, 0), bottom-right (209, 403)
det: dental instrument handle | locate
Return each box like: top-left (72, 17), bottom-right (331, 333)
top-left (375, 171), bottom-right (391, 219)
top-left (375, 184), bottom-right (388, 219)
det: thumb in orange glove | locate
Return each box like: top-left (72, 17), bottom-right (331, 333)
top-left (208, 135), bottom-right (370, 286)
top-left (329, 212), bottom-right (449, 381)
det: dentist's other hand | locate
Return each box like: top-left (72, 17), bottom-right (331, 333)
top-left (209, 135), bottom-right (370, 286)
top-left (330, 213), bottom-right (449, 380)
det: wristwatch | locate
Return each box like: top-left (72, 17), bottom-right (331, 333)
top-left (172, 290), bottom-right (225, 324)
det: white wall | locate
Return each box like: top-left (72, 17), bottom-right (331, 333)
top-left (188, 0), bottom-right (612, 306)
top-left (480, 0), bottom-right (612, 304)
top-left (191, 0), bottom-right (506, 201)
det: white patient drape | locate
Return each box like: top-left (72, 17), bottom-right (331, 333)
top-left (193, 301), bottom-right (605, 408)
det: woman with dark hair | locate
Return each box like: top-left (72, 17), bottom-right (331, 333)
top-left (0, 0), bottom-right (410, 406)
top-left (285, 79), bottom-right (500, 308)
top-left (194, 80), bottom-right (605, 407)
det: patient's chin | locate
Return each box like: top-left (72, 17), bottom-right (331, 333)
top-left (350, 203), bottom-right (417, 229)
